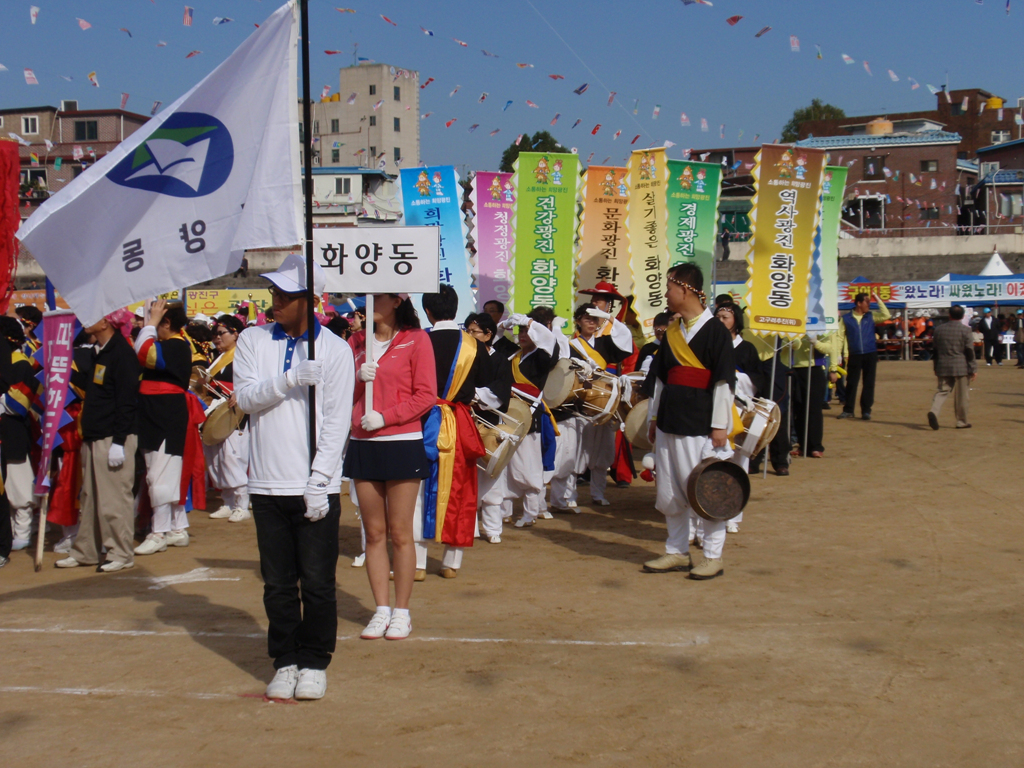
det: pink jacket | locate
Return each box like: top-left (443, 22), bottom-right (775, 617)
top-left (349, 329), bottom-right (437, 440)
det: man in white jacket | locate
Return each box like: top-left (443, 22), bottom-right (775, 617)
top-left (235, 254), bottom-right (355, 702)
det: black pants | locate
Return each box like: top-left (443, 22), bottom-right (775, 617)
top-left (792, 366), bottom-right (826, 454)
top-left (1015, 341), bottom-right (1024, 365)
top-left (843, 352), bottom-right (878, 416)
top-left (984, 339), bottom-right (1004, 364)
top-left (0, 483), bottom-right (10, 559)
top-left (252, 494), bottom-right (341, 671)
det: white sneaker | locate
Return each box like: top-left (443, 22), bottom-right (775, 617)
top-left (385, 612), bottom-right (412, 640)
top-left (209, 505), bottom-right (233, 519)
top-left (55, 556), bottom-right (81, 568)
top-left (487, 535), bottom-right (502, 544)
top-left (228, 508), bottom-right (251, 523)
top-left (360, 611), bottom-right (390, 640)
top-left (592, 498), bottom-right (611, 507)
top-left (294, 668), bottom-right (327, 700)
top-left (566, 500), bottom-right (578, 509)
top-left (351, 553), bottom-right (366, 567)
top-left (539, 511), bottom-right (554, 520)
top-left (100, 560), bottom-right (134, 573)
top-left (514, 517), bottom-right (535, 528)
top-left (265, 664), bottom-right (298, 699)
top-left (502, 517), bottom-right (512, 524)
top-left (134, 533), bottom-right (167, 555)
top-left (53, 536), bottom-right (74, 554)
top-left (726, 521), bottom-right (739, 534)
top-left (164, 530), bottom-right (189, 547)
top-left (0, 555), bottom-right (7, 568)
top-left (11, 538), bottom-right (29, 551)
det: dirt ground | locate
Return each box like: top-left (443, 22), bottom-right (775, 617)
top-left (2, 361), bottom-right (1024, 767)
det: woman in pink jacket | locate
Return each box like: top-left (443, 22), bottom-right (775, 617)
top-left (345, 294), bottom-right (436, 641)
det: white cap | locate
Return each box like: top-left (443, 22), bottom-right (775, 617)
top-left (261, 253), bottom-right (326, 296)
top-left (134, 306), bottom-right (145, 318)
top-left (192, 313), bottom-right (212, 326)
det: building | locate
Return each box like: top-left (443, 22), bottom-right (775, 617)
top-left (301, 62), bottom-right (420, 175)
top-left (309, 166), bottom-right (402, 227)
top-left (3, 102), bottom-right (149, 215)
top-left (797, 88), bottom-right (1023, 160)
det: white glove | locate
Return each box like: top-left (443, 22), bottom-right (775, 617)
top-left (357, 361), bottom-right (378, 382)
top-left (303, 471), bottom-right (331, 521)
top-left (475, 386), bottom-right (501, 410)
top-left (619, 374), bottom-right (635, 392)
top-left (553, 316), bottom-right (569, 330)
top-left (497, 318), bottom-right (515, 331)
top-left (510, 313), bottom-right (531, 327)
top-left (284, 359), bottom-right (323, 388)
top-left (108, 443), bottom-right (125, 469)
top-left (586, 307), bottom-right (612, 320)
top-left (361, 409), bottom-right (385, 431)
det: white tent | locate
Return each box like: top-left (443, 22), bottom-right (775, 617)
top-left (979, 251), bottom-right (1014, 277)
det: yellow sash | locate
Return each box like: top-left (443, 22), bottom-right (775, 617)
top-left (434, 332), bottom-right (478, 541)
top-left (207, 347), bottom-right (235, 379)
top-left (511, 353), bottom-right (560, 437)
top-left (664, 321), bottom-right (707, 371)
top-left (570, 335), bottom-right (608, 370)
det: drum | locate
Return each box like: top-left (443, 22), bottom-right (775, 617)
top-left (735, 398), bottom-right (781, 458)
top-left (624, 399), bottom-right (652, 452)
top-left (569, 370), bottom-right (620, 426)
top-left (474, 398), bottom-right (531, 478)
top-left (686, 457), bottom-right (750, 522)
top-left (543, 358), bottom-right (575, 409)
top-left (201, 398), bottom-right (245, 446)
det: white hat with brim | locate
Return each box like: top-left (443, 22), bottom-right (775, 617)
top-left (262, 253), bottom-right (326, 296)
top-left (134, 306), bottom-right (146, 318)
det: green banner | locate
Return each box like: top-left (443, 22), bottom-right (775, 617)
top-left (511, 151), bottom-right (581, 322)
top-left (665, 159), bottom-right (723, 277)
top-left (818, 166), bottom-right (847, 331)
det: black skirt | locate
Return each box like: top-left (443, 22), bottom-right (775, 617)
top-left (343, 438), bottom-right (431, 482)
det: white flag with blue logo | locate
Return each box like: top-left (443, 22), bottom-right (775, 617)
top-left (17, 1), bottom-right (301, 325)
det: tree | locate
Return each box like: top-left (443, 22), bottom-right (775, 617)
top-left (780, 99), bottom-right (846, 143)
top-left (499, 130), bottom-right (564, 173)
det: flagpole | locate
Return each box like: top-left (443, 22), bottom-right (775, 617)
top-left (300, 0), bottom-right (317, 463)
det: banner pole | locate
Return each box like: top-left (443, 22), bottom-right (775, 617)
top-left (763, 337), bottom-right (779, 480)
top-left (365, 294), bottom-right (374, 412)
top-left (33, 496), bottom-right (48, 572)
top-left (803, 337), bottom-right (812, 458)
top-left (300, 0), bottom-right (317, 464)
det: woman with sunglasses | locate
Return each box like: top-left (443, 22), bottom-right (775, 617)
top-left (205, 315), bottom-right (251, 523)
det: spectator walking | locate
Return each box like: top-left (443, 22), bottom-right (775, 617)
top-left (928, 306), bottom-right (977, 430)
top-left (836, 291), bottom-right (889, 421)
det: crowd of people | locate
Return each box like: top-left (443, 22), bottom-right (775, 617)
top-left (3, 255), bottom-right (995, 702)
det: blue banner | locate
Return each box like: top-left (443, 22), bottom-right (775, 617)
top-left (399, 166), bottom-right (474, 318)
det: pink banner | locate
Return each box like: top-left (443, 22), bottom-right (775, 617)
top-left (34, 311), bottom-right (76, 495)
top-left (471, 172), bottom-right (515, 307)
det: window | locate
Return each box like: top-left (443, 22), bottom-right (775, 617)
top-left (920, 207), bottom-right (940, 220)
top-left (393, 117), bottom-right (400, 132)
top-left (369, 84), bottom-right (377, 96)
top-left (313, 120), bottom-right (319, 134)
top-left (920, 160), bottom-right (938, 173)
top-left (298, 122), bottom-right (304, 142)
top-left (330, 149), bottom-right (339, 164)
top-left (72, 166), bottom-right (84, 178)
top-left (863, 155), bottom-right (884, 181)
top-left (335, 177), bottom-right (351, 195)
top-left (394, 86), bottom-right (401, 101)
top-left (22, 116), bottom-right (38, 135)
top-left (394, 147), bottom-right (401, 162)
top-left (330, 118), bottom-right (339, 133)
top-left (0, 116), bottom-right (4, 128)
top-left (369, 115), bottom-right (376, 127)
top-left (992, 130), bottom-right (1011, 144)
top-left (20, 168), bottom-right (46, 186)
top-left (369, 146), bottom-right (376, 158)
top-left (950, 103), bottom-right (964, 116)
top-left (74, 120), bottom-right (98, 141)
top-left (957, 150), bottom-right (969, 160)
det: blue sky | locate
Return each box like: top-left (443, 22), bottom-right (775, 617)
top-left (1, 0), bottom-right (1020, 172)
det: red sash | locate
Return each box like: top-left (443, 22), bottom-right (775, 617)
top-left (139, 381), bottom-right (186, 396)
top-left (667, 366), bottom-right (712, 389)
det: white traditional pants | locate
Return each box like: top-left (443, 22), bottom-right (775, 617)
top-left (654, 430), bottom-right (726, 560)
top-left (506, 432), bottom-right (545, 522)
top-left (580, 420), bottom-right (616, 502)
top-left (7, 458), bottom-right (36, 542)
top-left (549, 416), bottom-right (584, 508)
top-left (478, 465), bottom-right (509, 537)
top-left (144, 442), bottom-right (187, 533)
top-left (205, 426), bottom-right (249, 512)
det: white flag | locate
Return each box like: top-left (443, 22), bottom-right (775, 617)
top-left (17, 1), bottom-right (302, 326)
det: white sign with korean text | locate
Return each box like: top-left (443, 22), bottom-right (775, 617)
top-left (312, 227), bottom-right (441, 293)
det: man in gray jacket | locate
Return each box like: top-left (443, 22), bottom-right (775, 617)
top-left (928, 305), bottom-right (977, 430)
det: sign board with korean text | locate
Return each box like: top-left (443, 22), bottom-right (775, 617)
top-left (577, 166), bottom-right (632, 303)
top-left (665, 159), bottom-right (722, 279)
top-left (624, 147), bottom-right (669, 339)
top-left (744, 144), bottom-right (826, 337)
top-left (471, 171), bottom-right (516, 308)
top-left (312, 227), bottom-right (441, 294)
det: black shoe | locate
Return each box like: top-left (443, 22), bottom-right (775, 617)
top-left (862, 412), bottom-right (872, 421)
top-left (837, 411), bottom-right (854, 420)
top-left (822, 403), bottom-right (832, 410)
top-left (927, 412), bottom-right (939, 431)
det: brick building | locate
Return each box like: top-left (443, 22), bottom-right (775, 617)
top-left (2, 102), bottom-right (149, 216)
top-left (797, 88), bottom-right (1022, 160)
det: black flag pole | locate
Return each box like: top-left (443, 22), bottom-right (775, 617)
top-left (299, 0), bottom-right (317, 463)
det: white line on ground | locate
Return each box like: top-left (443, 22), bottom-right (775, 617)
top-left (0, 626), bottom-right (708, 648)
top-left (122, 567), bottom-right (242, 590)
top-left (0, 685), bottom-right (236, 700)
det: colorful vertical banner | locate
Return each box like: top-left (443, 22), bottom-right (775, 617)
top-left (815, 166), bottom-right (847, 332)
top-left (624, 147), bottom-right (669, 338)
top-left (399, 166), bottom-right (474, 316)
top-left (744, 145), bottom-right (827, 337)
top-left (665, 159), bottom-right (723, 277)
top-left (34, 310), bottom-right (76, 495)
top-left (576, 166), bottom-right (632, 302)
top-left (470, 172), bottom-right (515, 308)
top-left (510, 151), bottom-right (581, 322)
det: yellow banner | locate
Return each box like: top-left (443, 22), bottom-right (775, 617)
top-left (624, 148), bottom-right (669, 338)
top-left (185, 289), bottom-right (269, 317)
top-left (576, 166), bottom-right (632, 302)
top-left (744, 145), bottom-right (826, 337)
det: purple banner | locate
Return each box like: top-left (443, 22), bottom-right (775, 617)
top-left (471, 171), bottom-right (515, 307)
top-left (34, 311), bottom-right (76, 495)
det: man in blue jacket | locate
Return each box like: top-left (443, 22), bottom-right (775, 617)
top-left (836, 291), bottom-right (889, 421)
